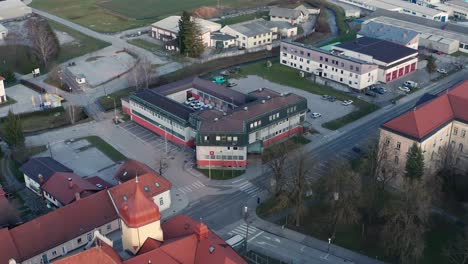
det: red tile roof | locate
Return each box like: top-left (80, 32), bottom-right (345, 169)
top-left (87, 176), bottom-right (114, 189)
top-left (41, 172), bottom-right (100, 205)
top-left (114, 159), bottom-right (154, 183)
top-left (109, 173), bottom-right (171, 220)
top-left (120, 182), bottom-right (161, 228)
top-left (0, 76), bottom-right (5, 81)
top-left (0, 228), bottom-right (20, 264)
top-left (6, 191), bottom-right (118, 262)
top-left (382, 80), bottom-right (468, 140)
top-left (124, 248), bottom-right (179, 264)
top-left (53, 242), bottom-right (122, 264)
top-left (136, 237), bottom-right (162, 255)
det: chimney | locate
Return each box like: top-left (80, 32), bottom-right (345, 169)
top-left (38, 174), bottom-right (44, 184)
top-left (75, 192), bottom-right (81, 201)
top-left (68, 177), bottom-right (73, 189)
top-left (195, 222), bottom-right (209, 241)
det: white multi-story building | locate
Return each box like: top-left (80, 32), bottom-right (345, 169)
top-left (220, 20), bottom-right (273, 49)
top-left (280, 41), bottom-right (379, 91)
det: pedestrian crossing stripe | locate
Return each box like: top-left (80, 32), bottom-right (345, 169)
top-left (178, 181), bottom-right (206, 194)
top-left (228, 224), bottom-right (259, 238)
top-left (238, 181), bottom-right (259, 196)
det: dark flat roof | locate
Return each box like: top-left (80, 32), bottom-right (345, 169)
top-left (20, 157), bottom-right (73, 184)
top-left (131, 89), bottom-right (194, 121)
top-left (335, 37), bottom-right (417, 63)
top-left (154, 76), bottom-right (247, 106)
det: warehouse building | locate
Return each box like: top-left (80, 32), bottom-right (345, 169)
top-left (358, 21), bottom-right (419, 49)
top-left (366, 10), bottom-right (468, 54)
top-left (122, 77), bottom-right (308, 168)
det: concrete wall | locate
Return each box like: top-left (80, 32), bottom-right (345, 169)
top-left (165, 89), bottom-right (191, 103)
top-left (122, 219), bottom-right (163, 255)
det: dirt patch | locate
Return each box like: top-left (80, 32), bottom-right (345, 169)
top-left (192, 6), bottom-right (220, 19)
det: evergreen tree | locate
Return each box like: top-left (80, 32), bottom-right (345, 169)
top-left (177, 11), bottom-right (205, 58)
top-left (426, 55), bottom-right (437, 78)
top-left (405, 143), bottom-right (425, 180)
top-left (4, 110), bottom-right (24, 148)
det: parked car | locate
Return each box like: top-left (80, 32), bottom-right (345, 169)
top-left (226, 82), bottom-right (237, 87)
top-left (376, 87), bottom-right (386, 94)
top-left (436, 51), bottom-right (445, 55)
top-left (328, 96), bottom-right (336, 102)
top-left (365, 91), bottom-right (377, 97)
top-left (311, 112), bottom-right (322, 118)
top-left (342, 100), bottom-right (353, 106)
top-left (212, 76), bottom-right (226, 84)
top-left (321, 95), bottom-right (330, 100)
top-left (437, 68), bottom-right (447, 74)
top-left (398, 86), bottom-right (411, 93)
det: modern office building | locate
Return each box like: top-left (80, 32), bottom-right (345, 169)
top-left (122, 77), bottom-right (308, 169)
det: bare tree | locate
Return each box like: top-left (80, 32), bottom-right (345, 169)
top-left (288, 152), bottom-right (313, 227)
top-left (128, 58), bottom-right (157, 90)
top-left (156, 155), bottom-right (168, 176)
top-left (322, 160), bottom-right (361, 238)
top-left (382, 179), bottom-right (432, 264)
top-left (26, 16), bottom-right (60, 68)
top-left (5, 31), bottom-right (20, 66)
top-left (444, 227), bottom-right (468, 264)
top-left (262, 141), bottom-right (293, 195)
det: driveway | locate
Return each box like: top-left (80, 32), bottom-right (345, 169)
top-left (231, 75), bottom-right (356, 134)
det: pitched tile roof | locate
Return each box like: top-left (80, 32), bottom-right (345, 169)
top-left (86, 176), bottom-right (114, 189)
top-left (382, 80), bottom-right (468, 140)
top-left (108, 173), bottom-right (171, 220)
top-left (136, 237), bottom-right (162, 255)
top-left (53, 242), bottom-right (122, 264)
top-left (269, 7), bottom-right (303, 19)
top-left (359, 21), bottom-right (418, 46)
top-left (41, 172), bottom-right (100, 205)
top-left (335, 36), bottom-right (418, 64)
top-left (20, 157), bottom-right (73, 184)
top-left (119, 182), bottom-right (161, 228)
top-left (0, 228), bottom-right (20, 264)
top-left (114, 159), bottom-right (154, 183)
top-left (227, 20), bottom-right (273, 37)
top-left (6, 191), bottom-right (118, 262)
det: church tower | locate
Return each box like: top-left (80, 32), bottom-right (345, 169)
top-left (120, 179), bottom-right (163, 255)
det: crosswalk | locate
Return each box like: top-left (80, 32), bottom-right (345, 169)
top-left (178, 180), bottom-right (206, 194)
top-left (228, 223), bottom-right (260, 239)
top-left (238, 181), bottom-right (260, 197)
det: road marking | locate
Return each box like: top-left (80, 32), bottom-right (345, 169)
top-left (248, 230), bottom-right (264, 242)
top-left (238, 181), bottom-right (250, 189)
top-left (232, 178), bottom-right (244, 184)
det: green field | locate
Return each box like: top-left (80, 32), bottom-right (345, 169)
top-left (127, 39), bottom-right (164, 53)
top-left (31, 0), bottom-right (274, 33)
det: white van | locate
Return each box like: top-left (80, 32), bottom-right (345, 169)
top-left (404, 81), bottom-right (418, 88)
top-left (225, 234), bottom-right (245, 248)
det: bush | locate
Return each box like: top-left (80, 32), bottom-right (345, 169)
top-left (19, 79), bottom-right (46, 94)
top-left (0, 69), bottom-right (17, 86)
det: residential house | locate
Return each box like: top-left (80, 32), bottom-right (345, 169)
top-left (269, 7), bottom-right (306, 25)
top-left (151, 16), bottom-right (221, 49)
top-left (41, 172), bottom-right (101, 207)
top-left (220, 20), bottom-right (273, 49)
top-left (210, 32), bottom-right (236, 49)
top-left (0, 76), bottom-right (7, 103)
top-left (20, 157), bottom-right (73, 196)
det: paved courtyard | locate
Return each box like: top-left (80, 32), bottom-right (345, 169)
top-left (0, 84), bottom-right (41, 117)
top-left (34, 138), bottom-right (121, 185)
top-left (66, 46), bottom-right (137, 87)
top-left (232, 75), bottom-right (356, 134)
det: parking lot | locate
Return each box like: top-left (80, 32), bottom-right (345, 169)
top-left (232, 75), bottom-right (356, 134)
top-left (118, 121), bottom-right (184, 155)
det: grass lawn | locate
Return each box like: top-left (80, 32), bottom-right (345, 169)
top-left (127, 39), bottom-right (164, 53)
top-left (240, 61), bottom-right (378, 130)
top-left (98, 87), bottom-right (135, 111)
top-left (453, 51), bottom-right (468, 57)
top-left (71, 136), bottom-right (127, 162)
top-left (218, 11), bottom-right (269, 26)
top-left (48, 20), bottom-right (110, 62)
top-left (197, 168), bottom-right (245, 180)
top-left (256, 196), bottom-right (277, 217)
top-left (31, 0), bottom-right (274, 33)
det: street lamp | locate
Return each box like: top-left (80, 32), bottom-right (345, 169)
top-left (327, 237), bottom-right (332, 254)
top-left (107, 96), bottom-right (117, 123)
top-left (244, 206), bottom-right (249, 251)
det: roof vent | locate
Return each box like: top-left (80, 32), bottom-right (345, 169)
top-left (155, 182), bottom-right (160, 187)
top-left (223, 112), bottom-right (227, 116)
top-left (123, 171), bottom-right (128, 176)
top-left (280, 93), bottom-right (284, 96)
top-left (214, 117), bottom-right (219, 121)
top-left (258, 88), bottom-right (263, 92)
top-left (267, 96), bottom-right (271, 99)
top-left (244, 106), bottom-right (248, 111)
top-left (261, 100), bottom-right (266, 104)
top-left (209, 246), bottom-right (215, 254)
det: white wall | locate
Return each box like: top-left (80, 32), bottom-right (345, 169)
top-left (24, 175), bottom-right (41, 196)
top-left (248, 113), bottom-right (304, 144)
top-left (152, 190), bottom-right (171, 212)
top-left (196, 145), bottom-right (247, 161)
